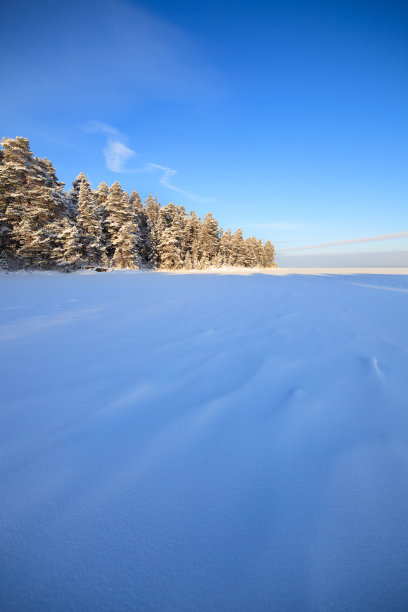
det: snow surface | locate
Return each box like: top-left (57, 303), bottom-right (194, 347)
top-left (1, 269), bottom-right (408, 611)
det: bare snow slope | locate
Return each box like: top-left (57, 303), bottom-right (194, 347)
top-left (1, 270), bottom-right (408, 611)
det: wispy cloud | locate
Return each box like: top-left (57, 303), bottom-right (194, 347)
top-left (83, 121), bottom-right (137, 172)
top-left (147, 164), bottom-right (214, 203)
top-left (103, 141), bottom-right (136, 173)
top-left (83, 121), bottom-right (214, 203)
top-left (280, 231), bottom-right (408, 252)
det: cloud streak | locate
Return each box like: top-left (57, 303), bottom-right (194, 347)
top-left (84, 121), bottom-right (214, 203)
top-left (279, 231), bottom-right (408, 252)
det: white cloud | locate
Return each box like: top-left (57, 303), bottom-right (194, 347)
top-left (103, 141), bottom-right (136, 173)
top-left (82, 121), bottom-right (137, 172)
top-left (280, 231), bottom-right (408, 252)
top-left (83, 121), bottom-right (121, 138)
top-left (84, 121), bottom-right (214, 203)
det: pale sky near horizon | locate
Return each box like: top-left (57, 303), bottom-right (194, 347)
top-left (1, 0), bottom-right (407, 264)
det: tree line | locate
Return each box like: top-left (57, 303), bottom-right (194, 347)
top-left (0, 137), bottom-right (275, 271)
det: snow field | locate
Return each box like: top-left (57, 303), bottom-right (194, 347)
top-left (1, 270), bottom-right (408, 610)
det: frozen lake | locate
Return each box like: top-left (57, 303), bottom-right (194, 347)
top-left (1, 270), bottom-right (408, 610)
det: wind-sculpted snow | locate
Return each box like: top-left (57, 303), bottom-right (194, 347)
top-left (1, 270), bottom-right (408, 611)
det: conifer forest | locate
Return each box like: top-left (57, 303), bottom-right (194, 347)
top-left (0, 137), bottom-right (275, 271)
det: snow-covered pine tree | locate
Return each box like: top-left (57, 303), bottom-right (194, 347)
top-left (244, 237), bottom-right (258, 267)
top-left (77, 180), bottom-right (104, 266)
top-left (254, 239), bottom-right (264, 267)
top-left (0, 137), bottom-right (34, 266)
top-left (129, 190), bottom-right (142, 216)
top-left (200, 212), bottom-right (219, 266)
top-left (16, 160), bottom-right (63, 267)
top-left (262, 240), bottom-right (275, 267)
top-left (67, 172), bottom-right (87, 220)
top-left (111, 220), bottom-right (138, 269)
top-left (184, 250), bottom-right (192, 269)
top-left (219, 228), bottom-right (233, 266)
top-left (0, 138), bottom-right (64, 268)
top-left (156, 203), bottom-right (183, 269)
top-left (94, 181), bottom-right (109, 260)
top-left (36, 157), bottom-right (68, 217)
top-left (95, 181), bottom-right (109, 210)
top-left (49, 217), bottom-right (81, 270)
top-left (213, 250), bottom-right (223, 268)
top-left (129, 190), bottom-right (146, 268)
top-left (105, 182), bottom-right (138, 268)
top-left (158, 226), bottom-right (182, 269)
top-left (183, 211), bottom-right (201, 268)
top-left (230, 228), bottom-right (245, 267)
top-left (143, 194), bottom-right (161, 267)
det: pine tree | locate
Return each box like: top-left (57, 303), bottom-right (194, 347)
top-left (128, 191), bottom-right (146, 268)
top-left (0, 137), bottom-right (34, 265)
top-left (184, 250), bottom-right (192, 269)
top-left (183, 211), bottom-right (201, 266)
top-left (95, 181), bottom-right (109, 211)
top-left (94, 181), bottom-right (109, 260)
top-left (200, 212), bottom-right (219, 265)
top-left (111, 220), bottom-right (138, 269)
top-left (157, 203), bottom-right (183, 269)
top-left (52, 217), bottom-right (81, 270)
top-left (76, 180), bottom-right (104, 266)
top-left (157, 226), bottom-right (182, 269)
top-left (244, 237), bottom-right (258, 267)
top-left (219, 228), bottom-right (233, 266)
top-left (143, 194), bottom-right (161, 267)
top-left (67, 172), bottom-right (87, 220)
top-left (0, 139), bottom-right (63, 267)
top-left (262, 240), bottom-right (275, 267)
top-left (105, 182), bottom-right (138, 268)
top-left (36, 157), bottom-right (67, 217)
top-left (230, 228), bottom-right (245, 266)
top-left (129, 190), bottom-right (142, 216)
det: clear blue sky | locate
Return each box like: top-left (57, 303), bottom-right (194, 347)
top-left (1, 0), bottom-right (407, 264)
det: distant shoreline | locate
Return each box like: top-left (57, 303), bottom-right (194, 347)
top-left (2, 267), bottom-right (408, 277)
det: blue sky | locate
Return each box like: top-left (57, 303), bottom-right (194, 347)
top-left (1, 0), bottom-right (407, 264)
